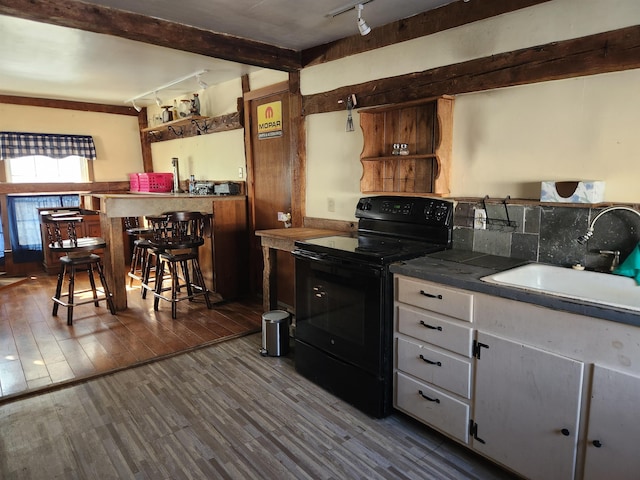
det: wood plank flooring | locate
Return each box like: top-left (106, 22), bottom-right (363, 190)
top-left (0, 274), bottom-right (262, 402)
top-left (0, 333), bottom-right (517, 479)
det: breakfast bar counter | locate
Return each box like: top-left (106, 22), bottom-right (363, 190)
top-left (84, 193), bottom-right (247, 311)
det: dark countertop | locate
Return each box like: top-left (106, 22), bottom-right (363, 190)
top-left (390, 249), bottom-right (640, 328)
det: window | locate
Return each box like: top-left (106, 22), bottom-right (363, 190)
top-left (0, 132), bottom-right (96, 183)
top-left (7, 194), bottom-right (80, 263)
top-left (5, 155), bottom-right (88, 183)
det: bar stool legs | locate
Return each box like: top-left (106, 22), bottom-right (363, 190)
top-left (52, 256), bottom-right (116, 326)
top-left (153, 253), bottom-right (212, 319)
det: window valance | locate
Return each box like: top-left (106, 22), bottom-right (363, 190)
top-left (0, 132), bottom-right (97, 160)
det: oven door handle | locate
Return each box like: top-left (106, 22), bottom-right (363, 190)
top-left (292, 249), bottom-right (329, 262)
top-left (293, 249), bottom-right (382, 276)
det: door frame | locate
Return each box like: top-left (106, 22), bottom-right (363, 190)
top-left (243, 75), bottom-right (306, 293)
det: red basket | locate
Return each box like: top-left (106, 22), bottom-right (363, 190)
top-left (129, 173), bottom-right (140, 192)
top-left (138, 173), bottom-right (173, 193)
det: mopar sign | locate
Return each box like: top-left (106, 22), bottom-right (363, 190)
top-left (257, 101), bottom-right (283, 139)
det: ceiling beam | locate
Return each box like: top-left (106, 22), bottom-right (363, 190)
top-left (302, 25), bottom-right (640, 114)
top-left (0, 0), bottom-right (301, 72)
top-left (302, 0), bottom-right (553, 67)
top-left (0, 94), bottom-right (137, 115)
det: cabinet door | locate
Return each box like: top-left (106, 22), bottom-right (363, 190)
top-left (583, 365), bottom-right (640, 480)
top-left (473, 332), bottom-right (584, 480)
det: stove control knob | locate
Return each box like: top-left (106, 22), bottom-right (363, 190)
top-left (424, 203), bottom-right (435, 220)
top-left (434, 205), bottom-right (450, 222)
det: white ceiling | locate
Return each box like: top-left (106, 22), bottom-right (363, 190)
top-left (0, 0), bottom-right (458, 107)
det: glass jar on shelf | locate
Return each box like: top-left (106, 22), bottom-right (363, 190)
top-left (178, 100), bottom-right (191, 118)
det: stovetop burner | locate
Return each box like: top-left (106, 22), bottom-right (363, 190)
top-left (300, 234), bottom-right (445, 264)
top-left (295, 196), bottom-right (453, 265)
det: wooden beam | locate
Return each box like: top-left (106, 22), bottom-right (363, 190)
top-left (302, 0), bottom-right (553, 67)
top-left (0, 94), bottom-right (137, 115)
top-left (302, 25), bottom-right (640, 115)
top-left (143, 112), bottom-right (243, 143)
top-left (0, 182), bottom-right (130, 195)
top-left (137, 109), bottom-right (153, 173)
top-left (0, 0), bottom-right (301, 72)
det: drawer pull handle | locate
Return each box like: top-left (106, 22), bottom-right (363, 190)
top-left (419, 290), bottom-right (442, 299)
top-left (419, 354), bottom-right (442, 366)
top-left (419, 320), bottom-right (442, 331)
top-left (418, 390), bottom-right (440, 403)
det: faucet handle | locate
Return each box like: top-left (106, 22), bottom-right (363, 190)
top-left (599, 250), bottom-right (620, 271)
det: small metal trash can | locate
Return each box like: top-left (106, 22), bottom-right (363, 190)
top-left (260, 310), bottom-right (290, 357)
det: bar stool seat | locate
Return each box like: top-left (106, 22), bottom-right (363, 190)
top-left (149, 211), bottom-right (212, 319)
top-left (44, 214), bottom-right (116, 325)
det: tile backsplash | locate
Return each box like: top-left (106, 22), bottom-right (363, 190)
top-left (453, 201), bottom-right (640, 272)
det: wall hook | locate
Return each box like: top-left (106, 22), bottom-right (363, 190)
top-left (147, 131), bottom-right (163, 141)
top-left (339, 94), bottom-right (357, 132)
top-left (191, 118), bottom-right (210, 134)
top-left (167, 125), bottom-right (184, 137)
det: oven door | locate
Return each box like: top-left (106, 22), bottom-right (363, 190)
top-left (293, 249), bottom-right (388, 376)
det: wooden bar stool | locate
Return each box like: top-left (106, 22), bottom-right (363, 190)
top-left (140, 215), bottom-right (170, 299)
top-left (123, 216), bottom-right (154, 287)
top-left (43, 214), bottom-right (116, 325)
top-left (149, 211), bottom-right (212, 319)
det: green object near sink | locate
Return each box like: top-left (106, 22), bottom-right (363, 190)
top-left (480, 263), bottom-right (640, 312)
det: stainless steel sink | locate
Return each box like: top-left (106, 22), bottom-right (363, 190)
top-left (480, 263), bottom-right (640, 312)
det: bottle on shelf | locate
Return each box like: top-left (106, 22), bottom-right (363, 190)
top-left (191, 93), bottom-right (201, 116)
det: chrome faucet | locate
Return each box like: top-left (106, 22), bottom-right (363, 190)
top-left (171, 157), bottom-right (184, 193)
top-left (577, 206), bottom-right (640, 244)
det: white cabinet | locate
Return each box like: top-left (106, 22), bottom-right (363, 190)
top-left (582, 365), bottom-right (640, 480)
top-left (394, 272), bottom-right (640, 480)
top-left (394, 276), bottom-right (474, 444)
top-left (472, 332), bottom-right (584, 480)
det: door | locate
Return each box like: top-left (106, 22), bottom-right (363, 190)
top-left (245, 81), bottom-right (304, 307)
top-left (293, 251), bottom-right (384, 373)
top-left (472, 332), bottom-right (584, 480)
top-left (583, 365), bottom-right (640, 480)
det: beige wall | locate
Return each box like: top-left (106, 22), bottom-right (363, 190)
top-left (4, 0), bottom-right (638, 215)
top-left (147, 70), bottom-right (288, 182)
top-left (0, 103), bottom-right (143, 182)
top-left (302, 0), bottom-right (640, 220)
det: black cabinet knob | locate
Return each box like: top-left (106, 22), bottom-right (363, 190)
top-left (561, 428), bottom-right (570, 436)
top-left (592, 440), bottom-right (602, 448)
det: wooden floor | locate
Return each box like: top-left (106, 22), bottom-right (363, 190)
top-left (0, 274), bottom-right (262, 402)
top-left (0, 333), bottom-right (517, 479)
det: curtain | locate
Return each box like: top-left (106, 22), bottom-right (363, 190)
top-left (0, 132), bottom-right (97, 160)
top-left (7, 195), bottom-right (80, 263)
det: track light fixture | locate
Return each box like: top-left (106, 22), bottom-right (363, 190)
top-left (131, 99), bottom-right (141, 112)
top-left (356, 3), bottom-right (371, 36)
top-left (125, 69), bottom-right (209, 108)
top-left (197, 74), bottom-right (208, 90)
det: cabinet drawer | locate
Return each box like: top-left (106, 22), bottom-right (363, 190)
top-left (395, 372), bottom-right (469, 444)
top-left (396, 337), bottom-right (472, 398)
top-left (397, 304), bottom-right (473, 357)
top-left (396, 276), bottom-right (473, 322)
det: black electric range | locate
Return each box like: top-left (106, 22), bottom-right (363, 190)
top-left (293, 195), bottom-right (453, 418)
